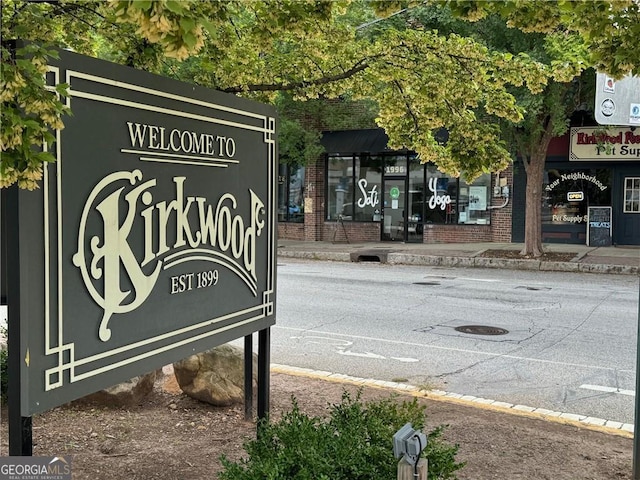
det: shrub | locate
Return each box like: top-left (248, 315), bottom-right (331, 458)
top-left (219, 390), bottom-right (463, 480)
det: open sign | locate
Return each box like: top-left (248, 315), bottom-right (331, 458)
top-left (567, 191), bottom-right (584, 201)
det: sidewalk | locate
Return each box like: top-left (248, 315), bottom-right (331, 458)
top-left (278, 239), bottom-right (640, 275)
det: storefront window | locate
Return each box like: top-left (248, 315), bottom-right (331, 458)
top-left (354, 155), bottom-right (383, 221)
top-left (277, 164), bottom-right (305, 223)
top-left (542, 169), bottom-right (612, 225)
top-left (423, 166), bottom-right (491, 225)
top-left (425, 165), bottom-right (457, 224)
top-left (458, 175), bottom-right (491, 225)
top-left (326, 154), bottom-right (493, 227)
top-left (327, 155), bottom-right (354, 220)
top-left (624, 177), bottom-right (640, 213)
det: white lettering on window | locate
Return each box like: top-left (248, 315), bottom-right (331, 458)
top-left (427, 177), bottom-right (451, 211)
top-left (357, 178), bottom-right (379, 208)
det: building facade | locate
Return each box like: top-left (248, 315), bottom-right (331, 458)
top-left (512, 126), bottom-right (640, 246)
top-left (278, 126), bottom-right (640, 246)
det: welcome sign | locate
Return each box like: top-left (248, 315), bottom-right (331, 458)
top-left (13, 48), bottom-right (277, 415)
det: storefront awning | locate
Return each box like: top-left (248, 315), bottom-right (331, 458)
top-left (320, 128), bottom-right (390, 155)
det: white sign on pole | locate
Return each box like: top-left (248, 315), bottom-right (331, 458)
top-left (595, 73), bottom-right (640, 126)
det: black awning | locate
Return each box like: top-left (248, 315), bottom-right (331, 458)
top-left (320, 128), bottom-right (389, 155)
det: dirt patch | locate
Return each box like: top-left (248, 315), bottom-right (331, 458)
top-left (1, 372), bottom-right (633, 479)
top-left (478, 249), bottom-right (578, 263)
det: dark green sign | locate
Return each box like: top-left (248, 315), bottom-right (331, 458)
top-left (13, 49), bottom-right (277, 415)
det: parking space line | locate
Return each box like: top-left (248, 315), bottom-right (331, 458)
top-left (579, 384), bottom-right (635, 396)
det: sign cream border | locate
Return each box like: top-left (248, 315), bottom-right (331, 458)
top-left (43, 68), bottom-right (276, 391)
top-left (570, 126), bottom-right (640, 161)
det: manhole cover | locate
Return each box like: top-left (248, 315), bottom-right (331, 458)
top-left (515, 285), bottom-right (551, 291)
top-left (454, 325), bottom-right (509, 335)
top-left (412, 281), bottom-right (441, 286)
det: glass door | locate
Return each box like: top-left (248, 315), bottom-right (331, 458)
top-left (407, 160), bottom-right (425, 243)
top-left (382, 177), bottom-right (406, 241)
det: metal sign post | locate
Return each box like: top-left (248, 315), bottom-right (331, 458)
top-left (595, 73), bottom-right (640, 479)
top-left (3, 186), bottom-right (33, 455)
top-left (635, 280), bottom-right (640, 480)
top-left (257, 328), bottom-right (271, 421)
top-left (244, 334), bottom-right (253, 421)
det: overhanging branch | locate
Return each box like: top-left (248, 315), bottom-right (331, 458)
top-left (393, 79), bottom-right (421, 132)
top-left (221, 58), bottom-right (371, 93)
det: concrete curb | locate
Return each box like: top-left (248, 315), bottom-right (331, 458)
top-left (279, 251), bottom-right (352, 262)
top-left (271, 364), bottom-right (634, 439)
top-left (278, 250), bottom-right (639, 275)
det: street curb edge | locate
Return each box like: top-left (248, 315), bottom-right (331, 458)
top-left (270, 364), bottom-right (634, 439)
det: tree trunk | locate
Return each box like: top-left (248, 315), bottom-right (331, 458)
top-left (520, 118), bottom-right (556, 257)
top-left (521, 151), bottom-right (545, 257)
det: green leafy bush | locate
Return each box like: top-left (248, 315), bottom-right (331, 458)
top-left (220, 390), bottom-right (463, 480)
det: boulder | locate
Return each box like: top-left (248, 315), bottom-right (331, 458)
top-left (79, 370), bottom-right (157, 407)
top-left (173, 344), bottom-right (257, 406)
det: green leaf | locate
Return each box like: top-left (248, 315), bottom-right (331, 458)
top-left (182, 32), bottom-right (198, 49)
top-left (42, 48), bottom-right (60, 60)
top-left (23, 119), bottom-right (41, 129)
top-left (136, 1), bottom-right (152, 11)
top-left (15, 59), bottom-right (31, 70)
top-left (199, 17), bottom-right (218, 37)
top-left (179, 17), bottom-right (195, 33)
top-left (165, 1), bottom-right (184, 14)
top-left (42, 131), bottom-right (56, 145)
top-left (34, 151), bottom-right (56, 163)
top-left (55, 83), bottom-right (70, 94)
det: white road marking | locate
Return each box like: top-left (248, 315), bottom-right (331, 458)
top-left (579, 384), bottom-right (635, 396)
top-left (275, 326), bottom-right (634, 374)
top-left (390, 356), bottom-right (419, 363)
top-left (336, 349), bottom-right (386, 359)
top-left (290, 335), bottom-right (353, 347)
top-left (456, 277), bottom-right (501, 283)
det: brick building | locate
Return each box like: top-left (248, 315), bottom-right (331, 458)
top-left (278, 124), bottom-right (640, 246)
top-left (278, 127), bottom-right (514, 244)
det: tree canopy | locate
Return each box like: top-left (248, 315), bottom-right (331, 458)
top-left (2, 0), bottom-right (548, 190)
top-left (440, 0), bottom-right (638, 255)
top-left (447, 0), bottom-right (640, 79)
top-left (1, 0), bottom-right (637, 191)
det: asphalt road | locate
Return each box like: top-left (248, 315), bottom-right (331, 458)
top-left (267, 258), bottom-right (640, 425)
